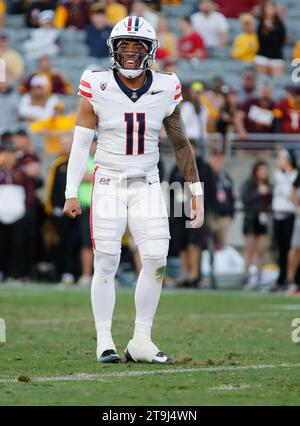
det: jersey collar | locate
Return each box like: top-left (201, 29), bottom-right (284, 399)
top-left (113, 68), bottom-right (153, 103)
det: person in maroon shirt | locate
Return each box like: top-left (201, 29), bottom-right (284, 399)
top-left (0, 138), bottom-right (30, 281)
top-left (177, 16), bottom-right (207, 60)
top-left (235, 80), bottom-right (275, 140)
top-left (274, 85), bottom-right (300, 134)
top-left (215, 0), bottom-right (260, 18)
top-left (12, 130), bottom-right (44, 280)
top-left (19, 55), bottom-right (74, 96)
top-left (56, 0), bottom-right (90, 29)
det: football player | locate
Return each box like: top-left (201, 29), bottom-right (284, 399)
top-left (63, 16), bottom-right (204, 364)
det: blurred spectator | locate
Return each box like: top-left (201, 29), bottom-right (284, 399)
top-left (144, 0), bottom-right (161, 10)
top-left (0, 0), bottom-right (6, 27)
top-left (25, 0), bottom-right (58, 28)
top-left (54, 0), bottom-right (90, 30)
top-left (161, 57), bottom-right (178, 73)
top-left (231, 13), bottom-right (259, 63)
top-left (235, 80), bottom-right (275, 141)
top-left (177, 16), bottom-right (207, 60)
top-left (272, 149), bottom-right (298, 290)
top-left (0, 29), bottom-right (24, 94)
top-left (85, 4), bottom-right (112, 59)
top-left (191, 80), bottom-right (220, 133)
top-left (180, 84), bottom-right (208, 150)
top-left (131, 0), bottom-right (159, 30)
top-left (0, 29), bottom-right (21, 126)
top-left (287, 168), bottom-right (300, 294)
top-left (105, 0), bottom-right (127, 26)
top-left (237, 67), bottom-right (257, 103)
top-left (156, 15), bottom-right (177, 60)
top-left (168, 142), bottom-right (214, 288)
top-left (0, 136), bottom-right (29, 281)
top-left (215, 0), bottom-right (260, 18)
top-left (29, 101), bottom-right (76, 155)
top-left (216, 87), bottom-right (239, 139)
top-left (207, 149), bottom-right (235, 248)
top-left (20, 54), bottom-right (73, 96)
top-left (191, 0), bottom-right (228, 51)
top-left (198, 77), bottom-right (227, 132)
top-left (44, 133), bottom-right (78, 284)
top-left (12, 130), bottom-right (43, 279)
top-left (240, 160), bottom-right (272, 288)
top-left (18, 75), bottom-right (60, 122)
top-left (76, 145), bottom-right (96, 286)
top-left (254, 0), bottom-right (286, 76)
top-left (23, 9), bottom-right (61, 59)
top-left (274, 85), bottom-right (300, 134)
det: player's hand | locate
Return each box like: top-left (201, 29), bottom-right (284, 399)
top-left (63, 198), bottom-right (82, 219)
top-left (190, 195), bottom-right (204, 228)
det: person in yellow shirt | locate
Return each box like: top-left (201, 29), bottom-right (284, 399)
top-left (29, 102), bottom-right (76, 155)
top-left (105, 0), bottom-right (127, 26)
top-left (231, 13), bottom-right (259, 63)
top-left (157, 15), bottom-right (177, 59)
top-left (0, 30), bottom-right (24, 94)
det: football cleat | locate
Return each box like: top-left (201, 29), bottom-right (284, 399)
top-left (97, 349), bottom-right (120, 363)
top-left (124, 339), bottom-right (172, 364)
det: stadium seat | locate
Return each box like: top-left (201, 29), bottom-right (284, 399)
top-left (161, 3), bottom-right (195, 17)
top-left (59, 29), bottom-right (86, 43)
top-left (5, 14), bottom-right (25, 28)
top-left (59, 41), bottom-right (89, 57)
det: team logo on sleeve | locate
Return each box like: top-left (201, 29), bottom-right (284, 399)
top-left (100, 82), bottom-right (107, 91)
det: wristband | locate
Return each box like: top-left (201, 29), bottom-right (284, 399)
top-left (189, 182), bottom-right (203, 196)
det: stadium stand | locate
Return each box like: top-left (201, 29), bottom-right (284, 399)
top-left (1, 0), bottom-right (300, 291)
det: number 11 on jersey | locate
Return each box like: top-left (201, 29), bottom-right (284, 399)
top-left (124, 113), bottom-right (146, 155)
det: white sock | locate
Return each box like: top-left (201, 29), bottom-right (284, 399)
top-left (134, 255), bottom-right (167, 342)
top-left (91, 250), bottom-right (120, 353)
top-left (96, 322), bottom-right (116, 354)
top-left (133, 321), bottom-right (152, 342)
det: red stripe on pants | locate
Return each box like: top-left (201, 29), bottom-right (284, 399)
top-left (89, 165), bottom-right (99, 250)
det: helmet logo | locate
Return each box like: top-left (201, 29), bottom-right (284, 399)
top-left (100, 82), bottom-right (107, 91)
top-left (126, 16), bottom-right (141, 32)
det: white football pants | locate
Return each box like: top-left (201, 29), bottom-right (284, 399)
top-left (90, 166), bottom-right (170, 345)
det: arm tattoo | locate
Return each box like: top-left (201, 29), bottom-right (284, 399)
top-left (163, 105), bottom-right (200, 183)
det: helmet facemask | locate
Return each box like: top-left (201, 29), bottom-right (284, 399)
top-left (107, 36), bottom-right (158, 79)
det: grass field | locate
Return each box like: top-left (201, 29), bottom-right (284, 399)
top-left (0, 284), bottom-right (300, 406)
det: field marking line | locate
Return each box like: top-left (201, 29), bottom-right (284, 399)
top-left (5, 310), bottom-right (292, 326)
top-left (1, 363), bottom-right (300, 384)
top-left (263, 304), bottom-right (300, 311)
top-left (208, 383), bottom-right (261, 391)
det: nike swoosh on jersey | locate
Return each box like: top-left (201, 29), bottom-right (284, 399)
top-left (151, 90), bottom-right (163, 95)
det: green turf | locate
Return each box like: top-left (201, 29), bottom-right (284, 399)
top-left (0, 284), bottom-right (300, 405)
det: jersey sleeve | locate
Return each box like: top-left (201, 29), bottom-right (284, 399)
top-left (165, 73), bottom-right (183, 117)
top-left (77, 69), bottom-right (94, 103)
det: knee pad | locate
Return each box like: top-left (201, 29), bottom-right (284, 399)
top-left (138, 238), bottom-right (169, 262)
top-left (93, 250), bottom-right (120, 283)
top-left (94, 239), bottom-right (121, 256)
top-left (138, 239), bottom-right (169, 282)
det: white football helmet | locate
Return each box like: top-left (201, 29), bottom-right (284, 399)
top-left (107, 16), bottom-right (159, 79)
